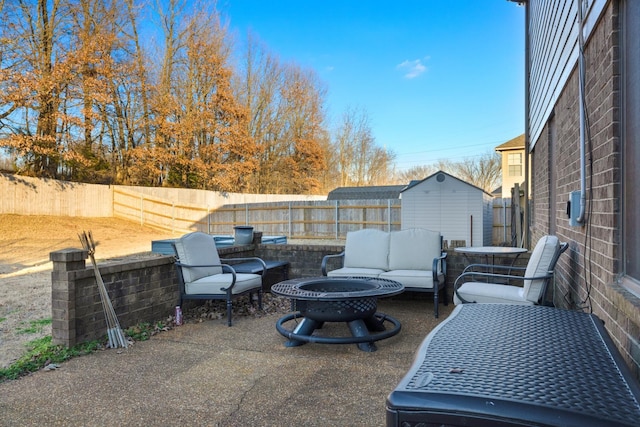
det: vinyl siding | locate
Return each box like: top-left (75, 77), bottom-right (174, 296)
top-left (528, 0), bottom-right (607, 146)
top-left (401, 174), bottom-right (492, 246)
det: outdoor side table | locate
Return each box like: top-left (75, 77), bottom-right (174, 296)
top-left (386, 304), bottom-right (640, 427)
top-left (231, 259), bottom-right (289, 280)
top-left (454, 246), bottom-right (527, 281)
top-left (454, 246), bottom-right (527, 267)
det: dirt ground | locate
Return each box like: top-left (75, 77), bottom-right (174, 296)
top-left (0, 214), bottom-right (178, 368)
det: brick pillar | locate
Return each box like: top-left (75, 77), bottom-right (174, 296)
top-left (50, 248), bottom-right (87, 347)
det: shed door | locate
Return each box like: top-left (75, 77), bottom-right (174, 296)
top-left (402, 190), bottom-right (473, 245)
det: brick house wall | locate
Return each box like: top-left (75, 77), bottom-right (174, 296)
top-left (529, 2), bottom-right (640, 378)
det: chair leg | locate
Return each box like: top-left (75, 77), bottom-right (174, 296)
top-left (442, 285), bottom-right (449, 306)
top-left (433, 291), bottom-right (439, 319)
top-left (257, 289), bottom-right (263, 310)
top-left (226, 299), bottom-right (233, 327)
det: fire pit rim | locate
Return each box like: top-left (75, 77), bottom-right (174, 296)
top-left (271, 276), bottom-right (404, 301)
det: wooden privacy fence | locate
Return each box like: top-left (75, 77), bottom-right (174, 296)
top-left (115, 185), bottom-right (510, 244)
top-left (114, 187), bottom-right (402, 238)
top-left (492, 198), bottom-right (513, 246)
top-left (2, 172), bottom-right (511, 244)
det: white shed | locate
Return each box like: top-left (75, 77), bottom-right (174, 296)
top-left (400, 171), bottom-right (494, 247)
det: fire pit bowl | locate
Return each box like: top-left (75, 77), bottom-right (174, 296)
top-left (271, 277), bottom-right (404, 352)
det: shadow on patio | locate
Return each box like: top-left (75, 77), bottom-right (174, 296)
top-left (0, 297), bottom-right (454, 426)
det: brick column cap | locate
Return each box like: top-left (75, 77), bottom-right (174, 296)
top-left (50, 248), bottom-right (88, 262)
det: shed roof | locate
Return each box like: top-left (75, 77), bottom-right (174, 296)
top-left (402, 170), bottom-right (493, 197)
top-left (327, 185), bottom-right (407, 200)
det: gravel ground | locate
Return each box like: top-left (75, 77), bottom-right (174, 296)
top-left (0, 215), bottom-right (178, 368)
top-left (0, 214), bottom-right (346, 368)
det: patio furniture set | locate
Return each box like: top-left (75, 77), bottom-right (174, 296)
top-left (171, 229), bottom-right (640, 426)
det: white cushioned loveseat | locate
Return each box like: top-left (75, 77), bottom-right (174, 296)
top-left (321, 228), bottom-right (448, 318)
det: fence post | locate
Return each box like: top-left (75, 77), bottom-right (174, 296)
top-left (140, 195), bottom-right (144, 225)
top-left (388, 199), bottom-right (391, 232)
top-left (513, 183), bottom-right (522, 247)
top-left (288, 201), bottom-right (292, 238)
top-left (245, 204), bottom-right (249, 225)
top-left (335, 201), bottom-right (339, 239)
top-left (503, 198), bottom-right (507, 243)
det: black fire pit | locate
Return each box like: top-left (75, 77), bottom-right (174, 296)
top-left (271, 277), bottom-right (404, 352)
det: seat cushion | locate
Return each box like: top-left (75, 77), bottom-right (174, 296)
top-left (185, 273), bottom-right (262, 295)
top-left (455, 281), bottom-right (533, 305)
top-left (327, 267), bottom-right (385, 279)
top-left (523, 235), bottom-right (559, 302)
top-left (343, 229), bottom-right (390, 270)
top-left (175, 232), bottom-right (222, 283)
top-left (388, 228), bottom-right (441, 271)
top-left (379, 270), bottom-right (444, 290)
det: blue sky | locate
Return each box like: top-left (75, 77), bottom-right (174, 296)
top-left (219, 1), bottom-right (526, 171)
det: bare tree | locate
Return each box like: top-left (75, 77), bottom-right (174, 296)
top-left (0, 1), bottom-right (364, 194)
top-left (1, 0), bottom-right (145, 183)
top-left (136, 2), bottom-right (259, 191)
top-left (235, 33), bottom-right (283, 193)
top-left (0, 0), bottom-right (71, 177)
top-left (362, 146), bottom-right (395, 185)
top-left (102, 0), bottom-right (155, 184)
top-left (331, 107), bottom-right (395, 187)
top-left (393, 164), bottom-right (439, 184)
top-left (449, 151), bottom-right (501, 193)
top-left (278, 63), bottom-right (327, 193)
top-left (235, 34), bottom-right (327, 194)
top-left (392, 152), bottom-right (501, 192)
top-left (64, 0), bottom-right (125, 183)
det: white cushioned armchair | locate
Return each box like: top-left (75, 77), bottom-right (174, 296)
top-left (173, 231), bottom-right (265, 326)
top-left (453, 235), bottom-right (568, 306)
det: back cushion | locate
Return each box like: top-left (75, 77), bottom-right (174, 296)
top-left (389, 228), bottom-right (441, 271)
top-left (343, 229), bottom-right (389, 270)
top-left (523, 235), bottom-right (559, 302)
top-left (174, 232), bottom-right (222, 283)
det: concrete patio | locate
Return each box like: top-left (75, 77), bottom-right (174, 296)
top-left (0, 297), bottom-right (453, 427)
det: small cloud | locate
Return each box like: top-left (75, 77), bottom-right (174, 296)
top-left (396, 57), bottom-right (429, 79)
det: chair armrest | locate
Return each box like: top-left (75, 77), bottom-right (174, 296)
top-left (457, 270), bottom-right (553, 283)
top-left (174, 261), bottom-right (238, 290)
top-left (222, 257), bottom-right (268, 277)
top-left (175, 261), bottom-right (228, 269)
top-left (453, 270), bottom-right (554, 304)
top-left (321, 252), bottom-right (345, 276)
top-left (432, 252), bottom-right (448, 285)
top-left (462, 263), bottom-right (527, 274)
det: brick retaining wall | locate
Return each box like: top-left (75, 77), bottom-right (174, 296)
top-left (51, 250), bottom-right (177, 347)
top-left (50, 244), bottom-right (530, 347)
top-left (257, 243), bottom-right (344, 278)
